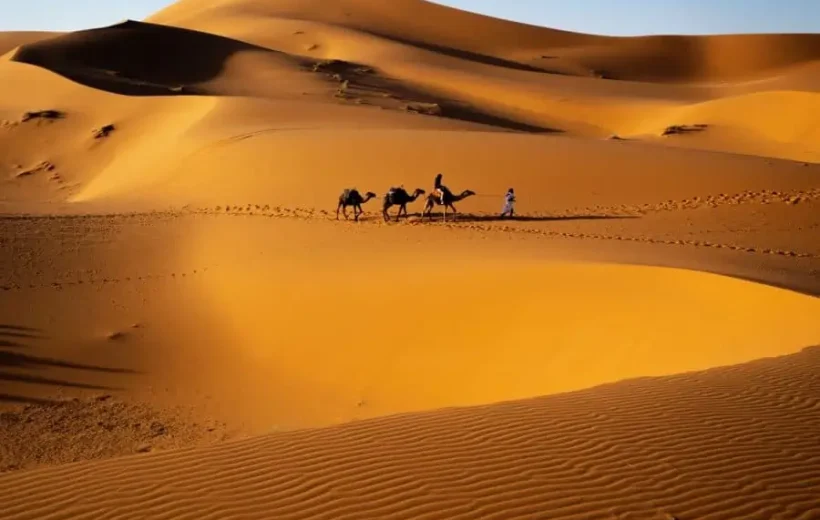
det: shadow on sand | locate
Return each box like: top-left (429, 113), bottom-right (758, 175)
top-left (0, 325), bottom-right (136, 406)
top-left (360, 29), bottom-right (570, 76)
top-left (10, 20), bottom-right (292, 97)
top-left (402, 214), bottom-right (638, 224)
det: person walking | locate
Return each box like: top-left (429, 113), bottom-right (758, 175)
top-left (501, 188), bottom-right (516, 218)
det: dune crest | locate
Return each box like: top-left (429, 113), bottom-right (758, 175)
top-left (151, 0), bottom-right (820, 82)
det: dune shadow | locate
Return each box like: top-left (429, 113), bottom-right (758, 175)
top-left (0, 326), bottom-right (136, 405)
top-left (432, 104), bottom-right (561, 134)
top-left (10, 20), bottom-right (294, 97)
top-left (359, 29), bottom-right (569, 75)
top-left (0, 373), bottom-right (118, 391)
top-left (458, 214), bottom-right (637, 223)
top-left (0, 325), bottom-right (41, 348)
top-left (330, 64), bottom-right (561, 134)
top-left (0, 393), bottom-right (61, 406)
top-left (411, 213), bottom-right (638, 223)
top-left (0, 330), bottom-right (43, 340)
top-left (0, 325), bottom-right (39, 332)
top-left (0, 349), bottom-right (136, 374)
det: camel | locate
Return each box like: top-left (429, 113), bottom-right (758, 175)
top-left (422, 174), bottom-right (476, 221)
top-left (336, 189), bottom-right (376, 221)
top-left (382, 187), bottom-right (426, 222)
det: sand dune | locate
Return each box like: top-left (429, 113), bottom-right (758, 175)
top-left (145, 0), bottom-right (820, 160)
top-left (2, 345), bottom-right (819, 520)
top-left (6, 20), bottom-right (322, 97)
top-left (2, 0), bottom-right (820, 518)
top-left (627, 90), bottom-right (820, 162)
top-left (151, 0), bottom-right (820, 82)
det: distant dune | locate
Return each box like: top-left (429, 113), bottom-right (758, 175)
top-left (1, 1), bottom-right (819, 518)
top-left (0, 31), bottom-right (58, 56)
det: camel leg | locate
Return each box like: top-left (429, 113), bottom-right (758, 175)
top-left (336, 203), bottom-right (341, 220)
top-left (383, 205), bottom-right (390, 222)
top-left (449, 204), bottom-right (457, 221)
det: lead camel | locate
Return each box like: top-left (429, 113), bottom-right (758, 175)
top-left (422, 173), bottom-right (475, 221)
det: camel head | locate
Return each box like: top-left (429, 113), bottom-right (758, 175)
top-left (461, 190), bottom-right (477, 198)
top-left (363, 191), bottom-right (377, 201)
top-left (412, 188), bottom-right (426, 197)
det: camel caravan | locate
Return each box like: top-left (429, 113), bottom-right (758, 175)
top-left (337, 173), bottom-right (480, 222)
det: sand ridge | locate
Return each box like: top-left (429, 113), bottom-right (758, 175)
top-left (2, 346), bottom-right (819, 519)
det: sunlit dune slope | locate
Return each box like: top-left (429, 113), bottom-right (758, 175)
top-left (177, 239), bottom-right (820, 429)
top-left (69, 129), bottom-right (820, 207)
top-left (3, 212), bottom-right (820, 432)
top-left (0, 31), bottom-right (58, 56)
top-left (627, 90), bottom-right (820, 161)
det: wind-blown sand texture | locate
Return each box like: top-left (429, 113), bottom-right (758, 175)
top-left (1, 0), bottom-right (819, 518)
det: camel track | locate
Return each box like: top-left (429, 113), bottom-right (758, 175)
top-left (0, 185), bottom-right (817, 277)
top-left (0, 211), bottom-right (212, 292)
top-left (179, 186), bottom-right (819, 219)
top-left (1, 346), bottom-right (819, 520)
top-left (578, 187), bottom-right (820, 216)
top-left (0, 185), bottom-right (814, 224)
top-left (452, 224), bottom-right (819, 259)
top-left (181, 206), bottom-right (818, 260)
top-left (0, 268), bottom-right (208, 293)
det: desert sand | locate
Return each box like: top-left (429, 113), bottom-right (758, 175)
top-left (1, 0), bottom-right (819, 518)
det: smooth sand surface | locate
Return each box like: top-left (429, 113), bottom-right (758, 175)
top-left (1, 0), bottom-right (819, 518)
